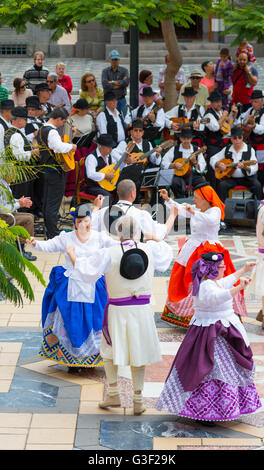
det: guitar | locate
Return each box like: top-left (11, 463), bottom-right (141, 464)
top-left (215, 158), bottom-right (257, 180)
top-left (173, 146), bottom-right (207, 177)
top-left (55, 118), bottom-right (76, 172)
top-left (98, 141), bottom-right (136, 192)
top-left (163, 117), bottom-right (210, 140)
top-left (130, 140), bottom-right (174, 165)
top-left (242, 110), bottom-right (260, 141)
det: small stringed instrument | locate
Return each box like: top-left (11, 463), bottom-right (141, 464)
top-left (55, 118), bottom-right (76, 172)
top-left (173, 146), bottom-right (207, 177)
top-left (215, 158), bottom-right (257, 180)
top-left (163, 117), bottom-right (210, 140)
top-left (242, 110), bottom-right (260, 141)
top-left (130, 140), bottom-right (174, 165)
top-left (98, 141), bottom-right (136, 192)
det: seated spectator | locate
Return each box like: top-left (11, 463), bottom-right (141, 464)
top-left (70, 98), bottom-right (95, 143)
top-left (56, 62), bottom-right (73, 102)
top-left (200, 61), bottom-right (216, 93)
top-left (235, 39), bottom-right (256, 63)
top-left (0, 73), bottom-right (9, 104)
top-left (11, 78), bottom-right (33, 107)
top-left (178, 69), bottom-right (209, 108)
top-left (23, 51), bottom-right (49, 93)
top-left (80, 73), bottom-right (104, 117)
top-left (47, 73), bottom-right (71, 114)
top-left (139, 69), bottom-right (163, 107)
top-left (159, 54), bottom-right (186, 102)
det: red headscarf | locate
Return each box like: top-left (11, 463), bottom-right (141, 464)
top-left (194, 185), bottom-right (225, 220)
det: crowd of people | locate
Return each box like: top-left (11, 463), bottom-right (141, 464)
top-left (0, 42), bottom-right (264, 425)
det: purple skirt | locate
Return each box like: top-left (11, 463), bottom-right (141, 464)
top-left (156, 321), bottom-right (261, 421)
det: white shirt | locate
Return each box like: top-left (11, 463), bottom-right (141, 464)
top-left (48, 85), bottom-right (71, 114)
top-left (96, 106), bottom-right (126, 144)
top-left (210, 143), bottom-right (258, 177)
top-left (33, 229), bottom-right (117, 303)
top-left (91, 200), bottom-right (168, 240)
top-left (0, 178), bottom-right (20, 214)
top-left (111, 139), bottom-right (161, 167)
top-left (161, 143), bottom-right (206, 174)
top-left (9, 130), bottom-right (32, 162)
top-left (0, 116), bottom-right (11, 156)
top-left (85, 147), bottom-right (119, 183)
top-left (165, 104), bottom-right (205, 130)
top-left (125, 103), bottom-right (165, 131)
top-left (205, 108), bottom-right (224, 132)
top-left (43, 123), bottom-right (73, 154)
top-left (236, 107), bottom-right (264, 135)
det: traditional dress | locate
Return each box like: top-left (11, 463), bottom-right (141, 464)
top-left (156, 269), bottom-right (261, 422)
top-left (161, 186), bottom-right (247, 328)
top-left (247, 201), bottom-right (264, 298)
top-left (33, 229), bottom-right (117, 368)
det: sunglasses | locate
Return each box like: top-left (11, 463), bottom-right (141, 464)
top-left (47, 80), bottom-right (54, 83)
top-left (232, 136), bottom-right (243, 140)
top-left (86, 78), bottom-right (95, 83)
top-left (20, 84), bottom-right (26, 89)
top-left (191, 77), bottom-right (201, 80)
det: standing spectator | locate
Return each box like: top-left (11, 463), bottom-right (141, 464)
top-left (138, 70), bottom-right (163, 107)
top-left (214, 48), bottom-right (233, 110)
top-left (200, 60), bottom-right (216, 93)
top-left (101, 49), bottom-right (129, 117)
top-left (231, 52), bottom-right (258, 112)
top-left (47, 74), bottom-right (71, 114)
top-left (23, 51), bottom-right (49, 93)
top-left (80, 73), bottom-right (104, 117)
top-left (159, 54), bottom-right (186, 102)
top-left (0, 73), bottom-right (9, 104)
top-left (178, 69), bottom-right (209, 108)
top-left (56, 62), bottom-right (73, 102)
top-left (11, 78), bottom-right (33, 107)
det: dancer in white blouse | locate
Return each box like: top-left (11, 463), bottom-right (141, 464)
top-left (27, 204), bottom-right (117, 371)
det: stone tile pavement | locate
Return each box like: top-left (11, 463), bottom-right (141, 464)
top-left (0, 198), bottom-right (264, 451)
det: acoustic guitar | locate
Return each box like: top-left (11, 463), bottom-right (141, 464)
top-left (215, 158), bottom-right (257, 180)
top-left (130, 140), bottom-right (174, 165)
top-left (173, 146), bottom-right (207, 177)
top-left (242, 111), bottom-right (260, 142)
top-left (55, 118), bottom-right (76, 172)
top-left (98, 141), bottom-right (136, 192)
top-left (163, 117), bottom-right (210, 140)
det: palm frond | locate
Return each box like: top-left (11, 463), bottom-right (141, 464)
top-left (0, 266), bottom-right (23, 307)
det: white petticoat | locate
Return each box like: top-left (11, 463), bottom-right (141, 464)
top-left (246, 253), bottom-right (264, 297)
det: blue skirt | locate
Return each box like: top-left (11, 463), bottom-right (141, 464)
top-left (39, 266), bottom-right (108, 367)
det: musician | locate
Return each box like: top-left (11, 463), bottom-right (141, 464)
top-left (83, 133), bottom-right (119, 199)
top-left (125, 87), bottom-right (165, 145)
top-left (161, 128), bottom-right (207, 198)
top-left (96, 91), bottom-right (126, 148)
top-left (24, 95), bottom-right (44, 143)
top-left (36, 107), bottom-right (77, 239)
top-left (235, 89), bottom-right (264, 186)
top-left (111, 119), bottom-right (162, 202)
top-left (210, 126), bottom-right (262, 202)
top-left (35, 82), bottom-right (52, 121)
top-left (0, 99), bottom-right (14, 155)
top-left (164, 86), bottom-right (205, 146)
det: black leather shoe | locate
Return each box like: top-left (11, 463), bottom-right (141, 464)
top-left (22, 251), bottom-right (37, 261)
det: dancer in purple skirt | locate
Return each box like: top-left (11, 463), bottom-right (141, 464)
top-left (156, 252), bottom-right (261, 425)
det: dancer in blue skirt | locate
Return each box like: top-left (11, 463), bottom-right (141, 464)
top-left (27, 204), bottom-right (117, 371)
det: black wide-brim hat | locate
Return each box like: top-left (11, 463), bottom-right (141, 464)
top-left (181, 86), bottom-right (197, 97)
top-left (0, 99), bottom-right (14, 110)
top-left (25, 95), bottom-right (41, 109)
top-left (120, 247), bottom-right (149, 280)
top-left (73, 98), bottom-right (91, 110)
top-left (208, 90), bottom-right (223, 102)
top-left (251, 89), bottom-right (264, 100)
top-left (231, 126), bottom-right (243, 137)
top-left (12, 106), bottom-right (28, 118)
top-left (35, 82), bottom-right (50, 93)
top-left (97, 133), bottom-right (115, 147)
top-left (201, 252), bottom-right (224, 262)
top-left (104, 91), bottom-right (117, 101)
top-left (140, 87), bottom-right (155, 97)
top-left (180, 127), bottom-right (193, 138)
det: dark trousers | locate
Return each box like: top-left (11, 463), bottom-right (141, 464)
top-left (171, 172), bottom-right (207, 198)
top-left (216, 175), bottom-right (263, 203)
top-left (42, 170), bottom-right (67, 239)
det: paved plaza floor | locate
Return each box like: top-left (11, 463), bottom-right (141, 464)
top-left (0, 197), bottom-right (264, 452)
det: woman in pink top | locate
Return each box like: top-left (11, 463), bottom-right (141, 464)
top-left (138, 69), bottom-right (162, 106)
top-left (11, 78), bottom-right (33, 106)
top-left (56, 62), bottom-right (73, 101)
top-left (200, 61), bottom-right (216, 93)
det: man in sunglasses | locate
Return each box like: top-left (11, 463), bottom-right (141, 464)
top-left (47, 73), bottom-right (71, 115)
top-left (178, 69), bottom-right (209, 108)
top-left (210, 126), bottom-right (262, 202)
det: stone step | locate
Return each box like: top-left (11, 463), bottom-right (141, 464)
top-left (121, 56), bottom-right (219, 65)
top-left (138, 41), bottom-right (223, 51)
top-left (129, 49), bottom-right (220, 58)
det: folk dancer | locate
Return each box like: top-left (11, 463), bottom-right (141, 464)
top-left (96, 91), bottom-right (126, 148)
top-left (156, 253), bottom-right (261, 424)
top-left (161, 127), bottom-right (207, 199)
top-left (210, 126), bottom-right (262, 203)
top-left (164, 86), bottom-right (205, 147)
top-left (36, 107), bottom-right (77, 239)
top-left (125, 87), bottom-right (165, 146)
top-left (67, 215), bottom-right (173, 414)
top-left (26, 204), bottom-right (117, 370)
top-left (159, 183), bottom-right (247, 328)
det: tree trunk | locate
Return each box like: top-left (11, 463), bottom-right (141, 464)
top-left (161, 20), bottom-right (183, 112)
